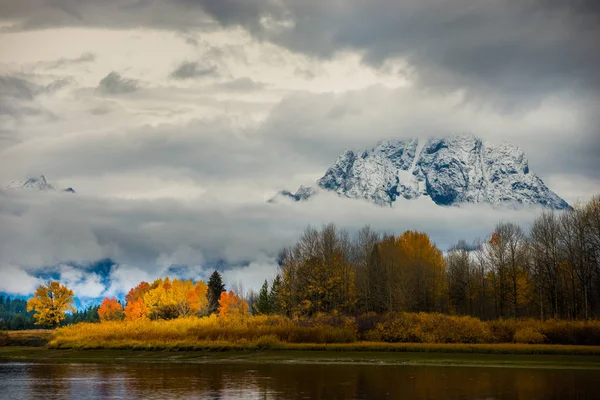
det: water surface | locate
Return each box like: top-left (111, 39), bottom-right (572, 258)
top-left (0, 361), bottom-right (598, 399)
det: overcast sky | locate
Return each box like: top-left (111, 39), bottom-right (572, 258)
top-left (0, 0), bottom-right (598, 299)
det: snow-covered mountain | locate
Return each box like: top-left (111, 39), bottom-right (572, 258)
top-left (6, 175), bottom-right (76, 193)
top-left (274, 135), bottom-right (569, 209)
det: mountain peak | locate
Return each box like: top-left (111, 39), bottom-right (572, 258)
top-left (6, 175), bottom-right (75, 194)
top-left (274, 134), bottom-right (569, 209)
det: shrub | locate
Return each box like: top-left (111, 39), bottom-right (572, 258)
top-left (371, 313), bottom-right (491, 344)
top-left (487, 320), bottom-right (517, 343)
top-left (514, 327), bottom-right (546, 344)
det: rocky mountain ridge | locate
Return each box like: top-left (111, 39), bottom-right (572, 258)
top-left (274, 135), bottom-right (569, 209)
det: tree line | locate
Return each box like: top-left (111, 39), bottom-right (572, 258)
top-left (266, 195), bottom-right (600, 320)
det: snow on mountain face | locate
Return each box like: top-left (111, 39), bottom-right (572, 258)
top-left (276, 135), bottom-right (570, 209)
top-left (6, 175), bottom-right (76, 193)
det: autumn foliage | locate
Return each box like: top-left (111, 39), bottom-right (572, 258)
top-left (26, 281), bottom-right (76, 327)
top-left (98, 298), bottom-right (124, 322)
top-left (98, 278), bottom-right (210, 322)
top-left (218, 291), bottom-right (249, 320)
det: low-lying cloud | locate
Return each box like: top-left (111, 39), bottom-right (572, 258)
top-left (0, 187), bottom-right (544, 299)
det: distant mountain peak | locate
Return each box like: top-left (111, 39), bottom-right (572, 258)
top-left (272, 134), bottom-right (569, 209)
top-left (6, 175), bottom-right (76, 193)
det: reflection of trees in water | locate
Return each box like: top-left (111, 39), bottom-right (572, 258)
top-left (27, 363), bottom-right (72, 398)
top-left (20, 362), bottom-right (597, 399)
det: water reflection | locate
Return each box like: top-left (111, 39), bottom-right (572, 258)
top-left (0, 361), bottom-right (598, 399)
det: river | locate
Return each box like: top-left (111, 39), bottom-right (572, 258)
top-left (0, 361), bottom-right (598, 399)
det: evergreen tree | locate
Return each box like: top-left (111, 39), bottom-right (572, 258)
top-left (207, 270), bottom-right (225, 315)
top-left (253, 280), bottom-right (271, 315)
top-left (269, 275), bottom-right (283, 314)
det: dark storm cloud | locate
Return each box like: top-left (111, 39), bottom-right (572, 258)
top-left (96, 72), bottom-right (139, 94)
top-left (233, 0), bottom-right (599, 108)
top-left (2, 1), bottom-right (598, 108)
top-left (169, 61), bottom-right (218, 80)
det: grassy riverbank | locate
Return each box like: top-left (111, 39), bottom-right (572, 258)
top-left (47, 314), bottom-right (600, 349)
top-left (2, 346), bottom-right (600, 369)
top-left (0, 330), bottom-right (53, 346)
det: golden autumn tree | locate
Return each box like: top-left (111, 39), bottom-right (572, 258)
top-left (98, 297), bottom-right (124, 322)
top-left (142, 277), bottom-right (209, 320)
top-left (218, 290), bottom-right (249, 320)
top-left (26, 281), bottom-right (76, 327)
top-left (143, 278), bottom-right (178, 320)
top-left (368, 231), bottom-right (446, 312)
top-left (396, 231), bottom-right (447, 312)
top-left (171, 279), bottom-right (209, 317)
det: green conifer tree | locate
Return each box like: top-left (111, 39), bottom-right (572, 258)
top-left (207, 270), bottom-right (226, 315)
top-left (269, 275), bottom-right (283, 314)
top-left (254, 280), bottom-right (271, 315)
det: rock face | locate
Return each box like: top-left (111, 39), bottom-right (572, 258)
top-left (275, 135), bottom-right (569, 209)
top-left (6, 175), bottom-right (76, 193)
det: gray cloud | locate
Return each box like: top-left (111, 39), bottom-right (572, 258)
top-left (0, 0), bottom-right (217, 31)
top-left (0, 101), bottom-right (42, 118)
top-left (169, 61), bottom-right (218, 80)
top-left (229, 0), bottom-right (599, 109)
top-left (215, 77), bottom-right (265, 91)
top-left (40, 52), bottom-right (96, 69)
top-left (44, 77), bottom-right (72, 93)
top-left (96, 72), bottom-right (139, 94)
top-left (0, 76), bottom-right (39, 100)
top-left (3, 1), bottom-right (598, 107)
top-left (0, 75), bottom-right (61, 123)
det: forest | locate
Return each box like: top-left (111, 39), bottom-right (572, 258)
top-left (272, 194), bottom-right (600, 321)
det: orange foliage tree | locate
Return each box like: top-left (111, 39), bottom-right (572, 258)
top-left (124, 281), bottom-right (151, 321)
top-left (218, 290), bottom-right (249, 320)
top-left (98, 297), bottom-right (124, 322)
